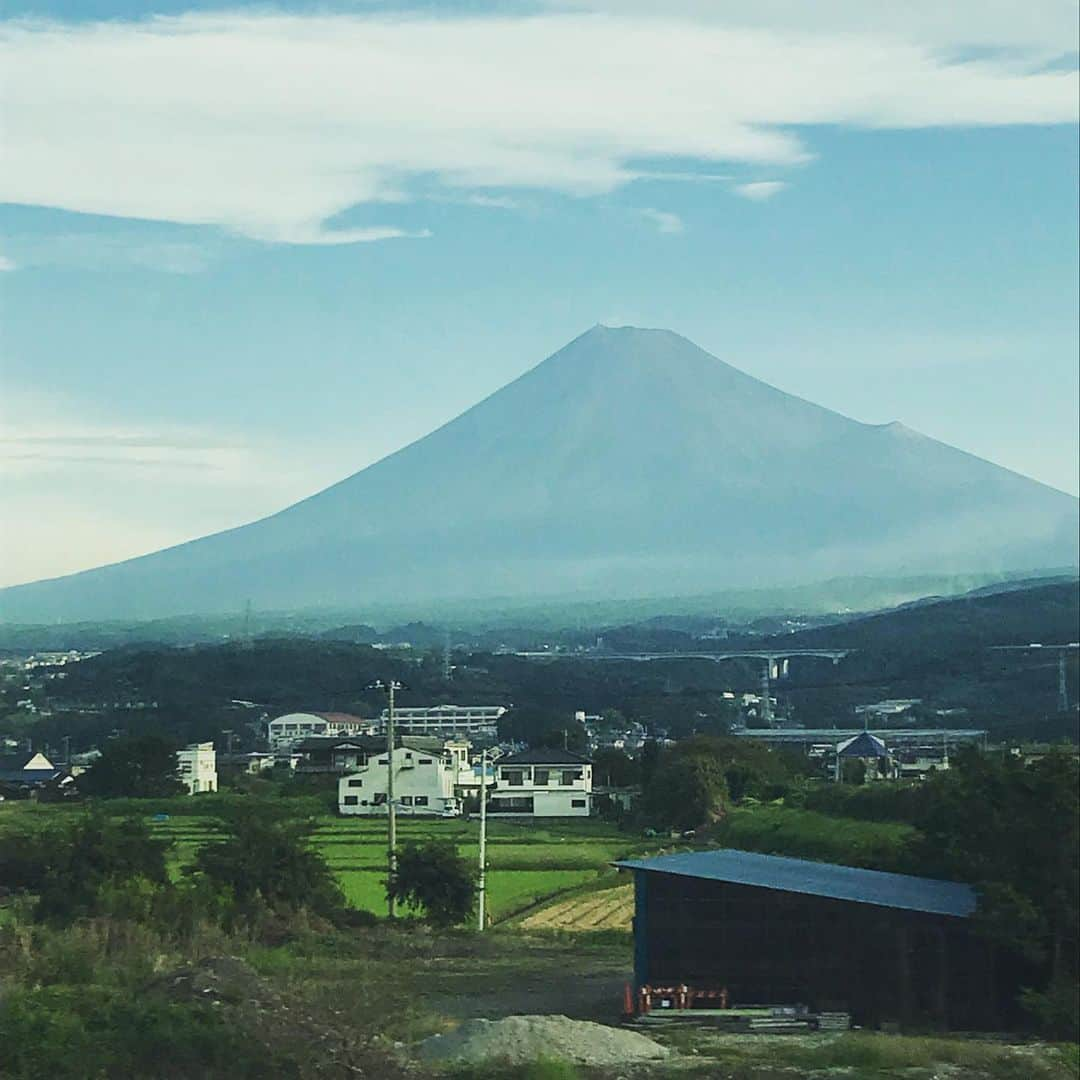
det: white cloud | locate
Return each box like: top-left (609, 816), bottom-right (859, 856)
top-left (0, 12), bottom-right (1075, 245)
top-left (0, 254), bottom-right (16, 271)
top-left (734, 181), bottom-right (788, 201)
top-left (639, 208), bottom-right (685, 234)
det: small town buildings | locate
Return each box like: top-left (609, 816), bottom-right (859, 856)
top-left (177, 742), bottom-right (218, 794)
top-left (488, 749), bottom-right (592, 817)
top-left (835, 730), bottom-right (898, 781)
top-left (268, 712), bottom-right (376, 749)
top-left (616, 849), bottom-right (1000, 1029)
top-left (338, 737), bottom-right (469, 816)
top-left (0, 750), bottom-right (65, 796)
top-left (377, 704), bottom-right (506, 738)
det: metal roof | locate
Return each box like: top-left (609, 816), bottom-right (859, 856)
top-left (837, 731), bottom-right (889, 757)
top-left (614, 849), bottom-right (976, 918)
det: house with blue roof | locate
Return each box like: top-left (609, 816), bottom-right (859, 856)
top-left (0, 750), bottom-right (65, 797)
top-left (614, 848), bottom-right (1003, 1029)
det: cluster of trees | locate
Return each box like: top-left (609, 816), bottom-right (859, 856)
top-left (906, 747), bottom-right (1078, 1037)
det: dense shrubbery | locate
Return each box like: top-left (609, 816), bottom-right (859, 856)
top-left (791, 779), bottom-right (933, 823)
top-left (641, 736), bottom-right (807, 830)
top-left (193, 809), bottom-right (345, 920)
top-left (389, 841), bottom-right (478, 928)
top-left (0, 985), bottom-right (280, 1080)
top-left (906, 747), bottom-right (1079, 1038)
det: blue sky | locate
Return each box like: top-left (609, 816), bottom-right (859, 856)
top-left (1, 1), bottom-right (1078, 587)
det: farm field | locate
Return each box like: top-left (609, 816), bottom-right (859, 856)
top-left (135, 805), bottom-right (650, 922)
top-left (520, 882), bottom-right (634, 932)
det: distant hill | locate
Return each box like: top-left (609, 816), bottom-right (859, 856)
top-left (3, 325), bottom-right (1077, 622)
top-left (755, 579), bottom-right (1080, 656)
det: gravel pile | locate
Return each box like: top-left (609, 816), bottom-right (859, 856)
top-left (416, 1014), bottom-right (670, 1067)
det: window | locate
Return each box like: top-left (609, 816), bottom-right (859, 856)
top-left (343, 795), bottom-right (359, 806)
top-left (571, 799), bottom-right (586, 808)
top-left (401, 796), bottom-right (413, 806)
top-left (414, 796), bottom-right (429, 806)
top-left (374, 793), bottom-right (387, 805)
top-left (378, 758), bottom-right (389, 765)
top-left (405, 753), bottom-right (413, 760)
top-left (419, 759), bottom-right (433, 765)
top-left (534, 769), bottom-right (550, 786)
top-left (489, 796), bottom-right (534, 814)
top-left (504, 769), bottom-right (524, 787)
top-left (561, 769), bottom-right (583, 786)
top-left (348, 778), bottom-right (363, 788)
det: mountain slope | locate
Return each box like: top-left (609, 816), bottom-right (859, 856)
top-left (3, 326), bottom-right (1077, 621)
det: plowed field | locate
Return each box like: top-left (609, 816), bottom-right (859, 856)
top-left (520, 884), bottom-right (633, 932)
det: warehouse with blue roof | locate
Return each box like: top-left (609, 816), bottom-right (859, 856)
top-left (615, 849), bottom-right (1002, 1029)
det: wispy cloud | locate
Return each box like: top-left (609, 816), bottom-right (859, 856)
top-left (734, 181), bottom-right (788, 201)
top-left (638, 208), bottom-right (685, 234)
top-left (0, 254), bottom-right (16, 271)
top-left (1, 12), bottom-right (1074, 246)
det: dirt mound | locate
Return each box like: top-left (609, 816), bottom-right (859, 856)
top-left (417, 1014), bottom-right (670, 1067)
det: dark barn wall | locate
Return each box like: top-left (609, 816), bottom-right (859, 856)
top-left (635, 872), bottom-right (996, 1029)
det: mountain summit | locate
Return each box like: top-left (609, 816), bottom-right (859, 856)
top-left (3, 326), bottom-right (1077, 620)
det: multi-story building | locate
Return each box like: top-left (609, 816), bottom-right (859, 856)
top-left (337, 737), bottom-right (472, 816)
top-left (377, 704), bottom-right (506, 737)
top-left (177, 742), bottom-right (218, 794)
top-left (267, 712), bottom-right (376, 749)
top-left (488, 748), bottom-right (592, 818)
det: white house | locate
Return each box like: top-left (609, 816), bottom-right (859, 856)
top-left (488, 749), bottom-right (592, 818)
top-left (268, 712), bottom-right (376, 749)
top-left (338, 736), bottom-right (468, 816)
top-left (177, 742), bottom-right (218, 794)
top-left (378, 704), bottom-right (506, 737)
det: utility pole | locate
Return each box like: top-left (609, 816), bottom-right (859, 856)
top-left (477, 748), bottom-right (488, 932)
top-left (370, 678), bottom-right (403, 919)
top-left (386, 678), bottom-right (398, 919)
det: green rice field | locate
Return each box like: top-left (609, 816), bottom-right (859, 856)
top-left (134, 810), bottom-right (646, 922)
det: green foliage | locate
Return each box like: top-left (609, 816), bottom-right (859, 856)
top-left (388, 840), bottom-right (477, 927)
top-left (192, 809), bottom-right (345, 918)
top-left (0, 812), bottom-right (171, 924)
top-left (446, 1062), bottom-right (582, 1080)
top-left (717, 805), bottom-right (912, 869)
top-left (907, 747), bottom-right (1079, 1032)
top-left (591, 747), bottom-right (640, 787)
top-left (0, 984), bottom-right (283, 1079)
top-left (644, 737), bottom-right (729, 830)
top-left (78, 734), bottom-right (185, 799)
top-left (1019, 974), bottom-right (1080, 1041)
top-left (793, 779), bottom-right (931, 823)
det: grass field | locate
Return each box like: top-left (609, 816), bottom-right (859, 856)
top-left (128, 806), bottom-right (650, 923)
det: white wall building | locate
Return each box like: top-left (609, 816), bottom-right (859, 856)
top-left (338, 737), bottom-right (468, 816)
top-left (378, 704), bottom-right (506, 737)
top-left (488, 749), bottom-right (592, 818)
top-left (268, 712), bottom-right (376, 749)
top-left (177, 742), bottom-right (218, 794)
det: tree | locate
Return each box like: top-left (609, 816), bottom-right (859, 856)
top-left (78, 735), bottom-right (185, 799)
top-left (192, 810), bottom-right (344, 917)
top-left (388, 841), bottom-right (477, 928)
top-left (644, 739), bottom-right (729, 831)
top-left (0, 812), bottom-right (171, 923)
top-left (907, 746), bottom-right (1079, 1036)
top-left (592, 748), bottom-right (640, 788)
